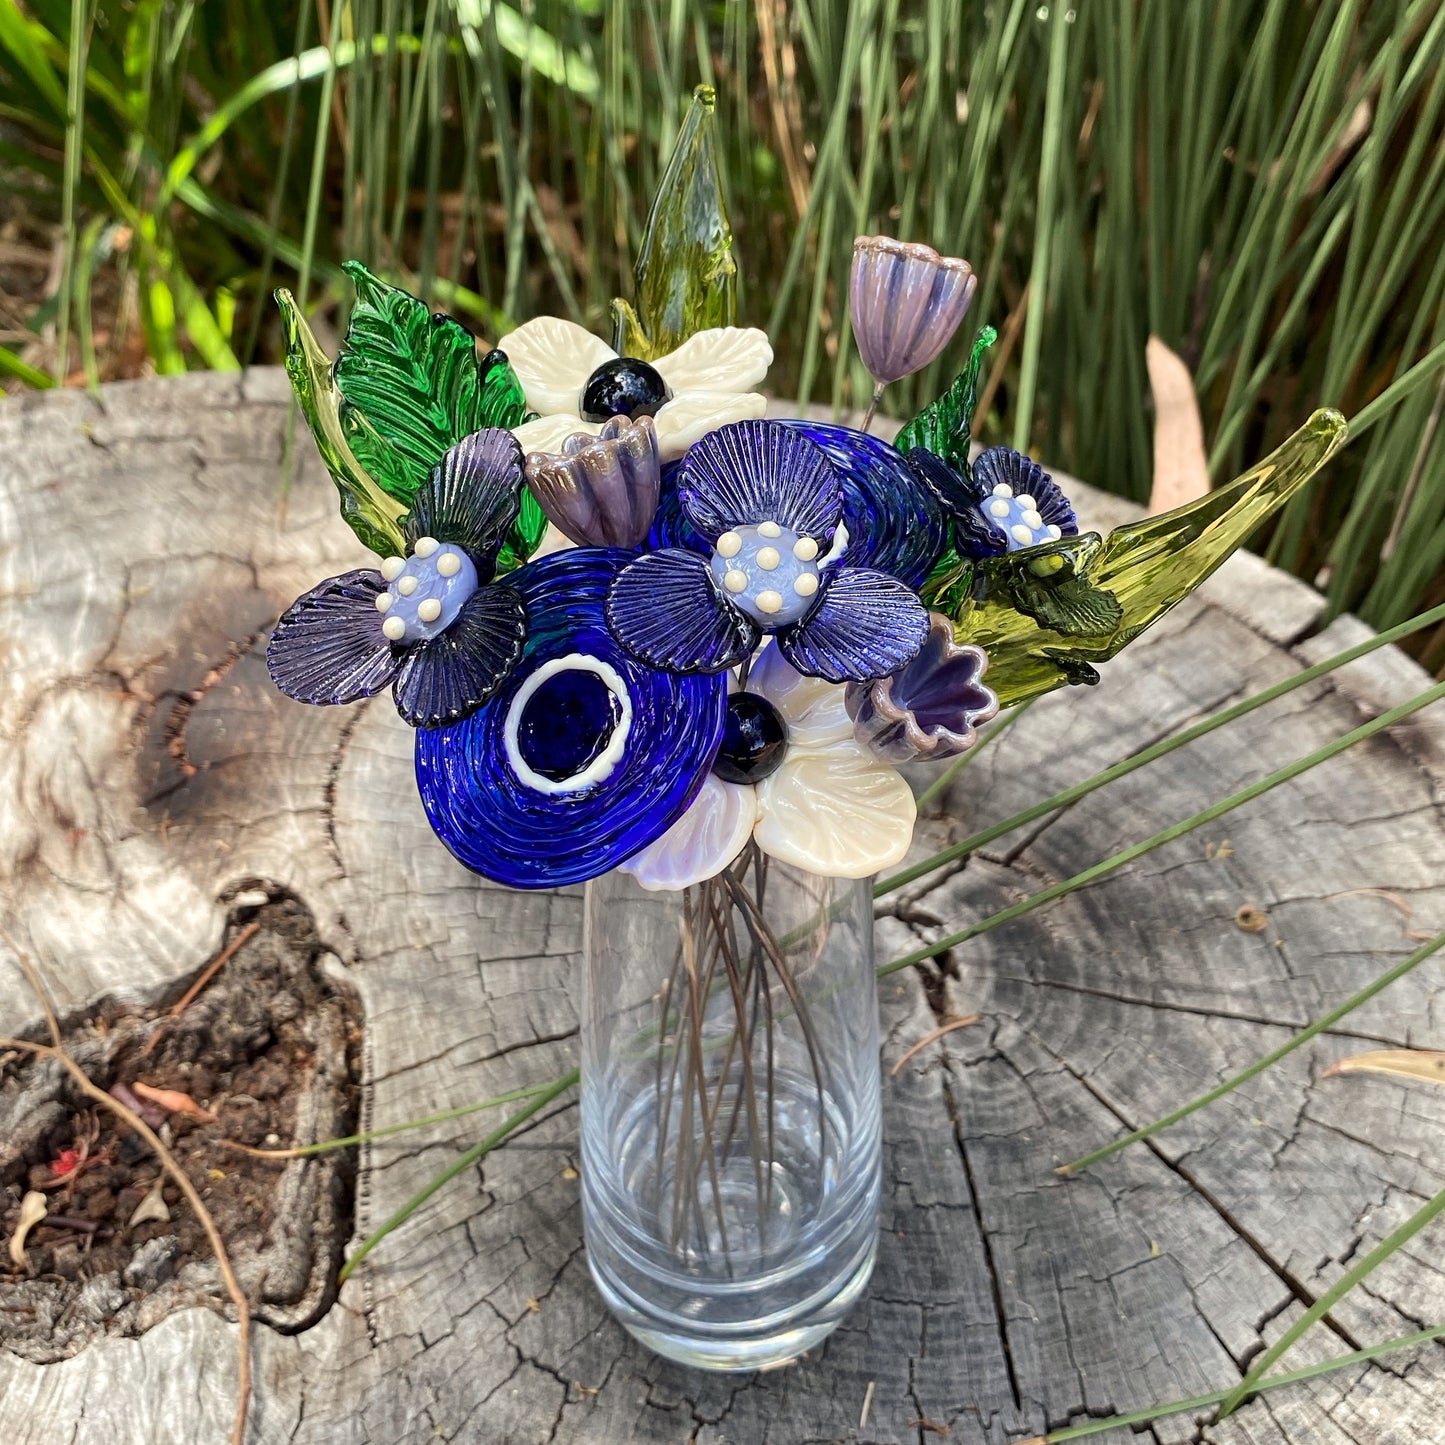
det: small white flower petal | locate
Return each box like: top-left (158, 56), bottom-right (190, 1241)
top-left (513, 413), bottom-right (602, 456)
top-left (620, 774), bottom-right (758, 891)
top-left (748, 641), bottom-right (854, 749)
top-left (531, 521), bottom-right (577, 559)
top-left (754, 741), bottom-right (916, 878)
top-left (651, 327), bottom-right (774, 394)
top-left (497, 316), bottom-right (616, 416)
top-left (651, 390), bottom-right (769, 460)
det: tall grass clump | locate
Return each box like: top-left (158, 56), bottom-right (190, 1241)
top-left (0, 0), bottom-right (1441, 662)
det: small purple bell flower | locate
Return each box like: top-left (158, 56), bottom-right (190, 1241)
top-left (850, 236), bottom-right (977, 396)
top-left (524, 414), bottom-right (662, 548)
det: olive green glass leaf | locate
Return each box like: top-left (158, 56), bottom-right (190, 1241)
top-left (334, 260), bottom-right (529, 503)
top-left (951, 408), bottom-right (1349, 707)
top-left (894, 324), bottom-right (997, 468)
top-left (275, 288), bottom-right (407, 557)
top-left (612, 85), bottom-right (737, 361)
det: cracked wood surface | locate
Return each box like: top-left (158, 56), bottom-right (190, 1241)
top-left (1, 371), bottom-right (1443, 1445)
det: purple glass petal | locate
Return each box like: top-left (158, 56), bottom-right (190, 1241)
top-left (606, 547), bottom-right (759, 674)
top-left (845, 613), bottom-right (999, 762)
top-left (776, 566), bottom-right (931, 683)
top-left (850, 237), bottom-right (976, 386)
top-left (403, 427), bottom-right (524, 572)
top-left (267, 568), bottom-right (401, 706)
top-left (415, 548), bottom-right (728, 888)
top-left (677, 419), bottom-right (843, 542)
top-left (391, 583), bottom-right (526, 727)
top-left (972, 446), bottom-right (1076, 533)
top-left (905, 446), bottom-right (974, 516)
top-left (524, 414), bottom-right (661, 547)
top-left (779, 420), bottom-right (949, 588)
top-left (648, 457), bottom-right (708, 554)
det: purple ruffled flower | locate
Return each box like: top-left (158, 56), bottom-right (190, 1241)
top-left (850, 236), bottom-right (977, 386)
top-left (605, 420), bottom-right (931, 684)
top-left (267, 428), bottom-right (529, 728)
top-left (845, 613), bottom-right (998, 763)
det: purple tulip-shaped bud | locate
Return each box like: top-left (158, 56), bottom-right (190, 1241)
top-left (849, 236), bottom-right (977, 387)
top-left (524, 414), bottom-right (662, 548)
top-left (845, 613), bottom-right (998, 763)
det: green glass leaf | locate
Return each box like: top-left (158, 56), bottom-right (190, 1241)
top-left (894, 324), bottom-right (997, 468)
top-left (613, 85), bottom-right (737, 360)
top-left (496, 490), bottom-right (549, 575)
top-left (919, 547), bottom-right (975, 616)
top-left (275, 287), bottom-right (407, 557)
top-left (334, 260), bottom-right (529, 502)
top-left (952, 408), bottom-right (1349, 707)
top-left (981, 538), bottom-right (1126, 637)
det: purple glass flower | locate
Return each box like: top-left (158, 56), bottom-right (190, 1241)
top-left (908, 444), bottom-right (1078, 560)
top-left (850, 236), bottom-right (977, 387)
top-left (606, 420), bottom-right (931, 684)
top-left (845, 613), bottom-right (999, 763)
top-left (523, 414), bottom-right (662, 548)
top-left (267, 428), bottom-right (529, 728)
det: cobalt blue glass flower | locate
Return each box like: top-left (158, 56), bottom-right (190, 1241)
top-left (267, 428), bottom-right (528, 728)
top-left (611, 419), bottom-right (931, 684)
top-left (907, 444), bottom-right (1077, 561)
top-left (415, 548), bottom-right (730, 888)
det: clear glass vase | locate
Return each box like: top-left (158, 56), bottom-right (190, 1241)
top-left (580, 846), bottom-right (881, 1371)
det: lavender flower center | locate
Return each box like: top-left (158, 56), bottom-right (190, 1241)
top-left (374, 537), bottom-right (478, 645)
top-left (977, 479), bottom-right (1064, 551)
top-left (707, 521), bottom-right (822, 627)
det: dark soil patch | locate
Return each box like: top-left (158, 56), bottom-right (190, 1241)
top-left (0, 888), bottom-right (363, 1362)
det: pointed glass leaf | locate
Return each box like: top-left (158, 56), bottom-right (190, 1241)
top-left (275, 288), bottom-right (408, 557)
top-left (333, 262), bottom-right (527, 502)
top-left (894, 324), bottom-right (997, 468)
top-left (613, 85), bottom-right (737, 360)
top-left (952, 409), bottom-right (1349, 707)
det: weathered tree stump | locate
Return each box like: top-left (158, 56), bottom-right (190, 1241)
top-left (1, 371), bottom-right (1443, 1444)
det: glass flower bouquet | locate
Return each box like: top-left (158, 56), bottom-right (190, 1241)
top-left (267, 90), bottom-right (1345, 1369)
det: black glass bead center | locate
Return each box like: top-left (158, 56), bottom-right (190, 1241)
top-left (712, 692), bottom-right (788, 785)
top-left (516, 669), bottom-right (623, 783)
top-left (580, 358), bottom-right (671, 422)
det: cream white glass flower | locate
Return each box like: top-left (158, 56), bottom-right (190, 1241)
top-left (499, 317), bottom-right (773, 461)
top-left (621, 640), bottom-right (916, 890)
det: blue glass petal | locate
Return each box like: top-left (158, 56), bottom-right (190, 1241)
top-left (606, 547), bottom-right (759, 673)
top-left (776, 565), bottom-right (931, 683)
top-left (973, 446), bottom-right (1076, 533)
top-left (391, 582), bottom-right (526, 728)
top-left (415, 548), bottom-right (729, 888)
top-left (779, 420), bottom-right (949, 588)
top-left (403, 428), bottom-right (524, 574)
top-left (267, 569), bottom-right (400, 706)
top-left (912, 444), bottom-right (1078, 560)
top-left (678, 419), bottom-right (843, 542)
top-left (648, 458), bottom-right (709, 554)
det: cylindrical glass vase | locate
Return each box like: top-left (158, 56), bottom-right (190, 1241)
top-left (581, 847), bottom-right (881, 1371)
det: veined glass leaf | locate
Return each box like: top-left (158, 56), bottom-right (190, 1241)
top-left (275, 288), bottom-right (407, 557)
top-left (334, 261), bottom-right (529, 502)
top-left (954, 409), bottom-right (1349, 707)
top-left (613, 85), bottom-right (737, 361)
top-left (895, 325), bottom-right (997, 468)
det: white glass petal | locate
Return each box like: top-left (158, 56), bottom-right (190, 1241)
top-left (497, 316), bottom-right (616, 416)
top-left (620, 774), bottom-right (758, 891)
top-left (531, 521), bottom-right (576, 559)
top-left (651, 390), bottom-right (769, 460)
top-left (513, 412), bottom-right (602, 456)
top-left (753, 742), bottom-right (915, 878)
top-left (652, 327), bottom-right (774, 393)
top-left (748, 641), bottom-right (854, 749)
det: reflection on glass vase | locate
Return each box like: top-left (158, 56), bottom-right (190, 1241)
top-left (581, 846), bottom-right (881, 1371)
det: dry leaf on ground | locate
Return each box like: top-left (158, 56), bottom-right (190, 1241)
top-left (1322, 1049), bottom-right (1445, 1084)
top-left (1146, 335), bottom-right (1210, 515)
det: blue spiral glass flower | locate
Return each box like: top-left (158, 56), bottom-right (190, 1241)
top-left (415, 548), bottom-right (729, 888)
